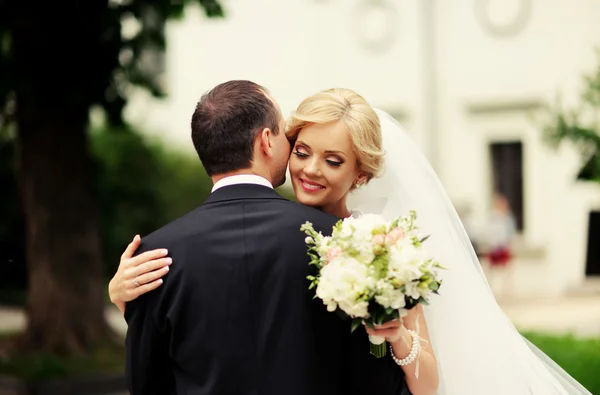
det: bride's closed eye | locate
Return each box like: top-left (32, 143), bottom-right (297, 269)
top-left (326, 159), bottom-right (343, 167)
top-left (293, 150), bottom-right (308, 158)
top-left (293, 150), bottom-right (344, 167)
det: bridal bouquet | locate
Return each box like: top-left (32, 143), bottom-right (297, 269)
top-left (301, 211), bottom-right (444, 358)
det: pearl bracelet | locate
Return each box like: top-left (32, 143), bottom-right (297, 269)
top-left (390, 329), bottom-right (420, 366)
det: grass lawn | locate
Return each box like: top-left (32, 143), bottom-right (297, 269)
top-left (523, 331), bottom-right (600, 394)
top-left (0, 332), bottom-right (125, 381)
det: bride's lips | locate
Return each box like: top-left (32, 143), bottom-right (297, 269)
top-left (299, 178), bottom-right (326, 193)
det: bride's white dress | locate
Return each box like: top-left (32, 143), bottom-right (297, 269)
top-left (347, 109), bottom-right (591, 394)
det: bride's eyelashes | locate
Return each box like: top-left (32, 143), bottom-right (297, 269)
top-left (326, 159), bottom-right (343, 167)
top-left (292, 150), bottom-right (308, 158)
top-left (292, 150), bottom-right (344, 167)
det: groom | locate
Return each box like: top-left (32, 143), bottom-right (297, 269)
top-left (125, 80), bottom-right (353, 394)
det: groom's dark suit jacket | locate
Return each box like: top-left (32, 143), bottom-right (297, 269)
top-left (125, 183), bottom-right (389, 395)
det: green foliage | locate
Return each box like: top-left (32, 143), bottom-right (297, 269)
top-left (523, 332), bottom-right (600, 394)
top-left (276, 185), bottom-right (296, 201)
top-left (91, 127), bottom-right (212, 275)
top-left (0, 1), bottom-right (224, 128)
top-left (543, 52), bottom-right (600, 183)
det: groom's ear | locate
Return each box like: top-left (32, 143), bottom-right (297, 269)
top-left (258, 128), bottom-right (274, 158)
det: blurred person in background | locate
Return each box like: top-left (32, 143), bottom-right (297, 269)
top-left (484, 193), bottom-right (517, 296)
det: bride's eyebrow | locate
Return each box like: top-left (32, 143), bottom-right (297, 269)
top-left (296, 140), bottom-right (347, 158)
top-left (324, 149), bottom-right (347, 158)
top-left (295, 140), bottom-right (310, 149)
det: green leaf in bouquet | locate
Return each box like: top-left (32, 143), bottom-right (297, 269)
top-left (404, 298), bottom-right (418, 310)
top-left (350, 318), bottom-right (362, 333)
top-left (334, 308), bottom-right (350, 321)
top-left (300, 221), bottom-right (314, 232)
top-left (333, 220), bottom-right (343, 233)
top-left (428, 281), bottom-right (440, 291)
top-left (372, 225), bottom-right (387, 236)
top-left (409, 210), bottom-right (417, 222)
top-left (385, 307), bottom-right (394, 315)
top-left (419, 235), bottom-right (431, 243)
top-left (375, 311), bottom-right (385, 325)
top-left (418, 296), bottom-right (429, 305)
top-left (371, 254), bottom-right (390, 279)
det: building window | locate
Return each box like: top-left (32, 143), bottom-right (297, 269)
top-left (586, 211), bottom-right (600, 276)
top-left (489, 141), bottom-right (524, 231)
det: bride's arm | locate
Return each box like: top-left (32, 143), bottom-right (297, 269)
top-left (366, 304), bottom-right (439, 395)
top-left (108, 235), bottom-right (172, 314)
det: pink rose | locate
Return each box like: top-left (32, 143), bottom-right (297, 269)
top-left (326, 247), bottom-right (342, 263)
top-left (386, 228), bottom-right (405, 245)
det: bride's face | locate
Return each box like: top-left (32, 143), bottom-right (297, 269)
top-left (288, 121), bottom-right (361, 215)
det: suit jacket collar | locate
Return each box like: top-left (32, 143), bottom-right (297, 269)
top-left (203, 183), bottom-right (289, 205)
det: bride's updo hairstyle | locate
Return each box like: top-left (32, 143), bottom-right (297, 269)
top-left (286, 88), bottom-right (385, 185)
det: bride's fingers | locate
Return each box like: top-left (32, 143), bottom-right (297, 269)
top-left (130, 249), bottom-right (169, 267)
top-left (121, 235), bottom-right (141, 260)
top-left (365, 326), bottom-right (402, 339)
top-left (128, 279), bottom-right (164, 300)
top-left (375, 319), bottom-right (402, 329)
top-left (130, 257), bottom-right (172, 278)
top-left (133, 265), bottom-right (170, 286)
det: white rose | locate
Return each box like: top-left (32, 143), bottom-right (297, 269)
top-left (316, 256), bottom-right (375, 318)
top-left (374, 280), bottom-right (407, 310)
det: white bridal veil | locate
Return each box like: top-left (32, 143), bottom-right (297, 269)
top-left (346, 109), bottom-right (591, 395)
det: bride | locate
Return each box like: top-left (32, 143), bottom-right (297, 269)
top-left (108, 87), bottom-right (591, 394)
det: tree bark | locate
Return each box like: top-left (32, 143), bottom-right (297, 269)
top-left (11, 6), bottom-right (113, 355)
top-left (14, 109), bottom-right (110, 355)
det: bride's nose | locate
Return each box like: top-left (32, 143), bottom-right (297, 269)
top-left (304, 158), bottom-right (322, 177)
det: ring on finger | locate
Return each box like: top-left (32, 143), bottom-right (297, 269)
top-left (134, 279), bottom-right (140, 287)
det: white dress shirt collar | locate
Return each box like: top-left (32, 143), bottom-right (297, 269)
top-left (211, 174), bottom-right (273, 193)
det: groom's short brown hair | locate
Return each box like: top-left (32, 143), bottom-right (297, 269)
top-left (191, 80), bottom-right (281, 176)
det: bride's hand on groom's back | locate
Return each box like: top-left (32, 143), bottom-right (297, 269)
top-left (108, 235), bottom-right (172, 315)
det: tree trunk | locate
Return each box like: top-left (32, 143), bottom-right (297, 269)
top-left (14, 110), bottom-right (111, 356)
top-left (11, 7), bottom-right (113, 356)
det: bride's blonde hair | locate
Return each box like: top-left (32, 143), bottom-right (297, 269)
top-left (286, 88), bottom-right (384, 183)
